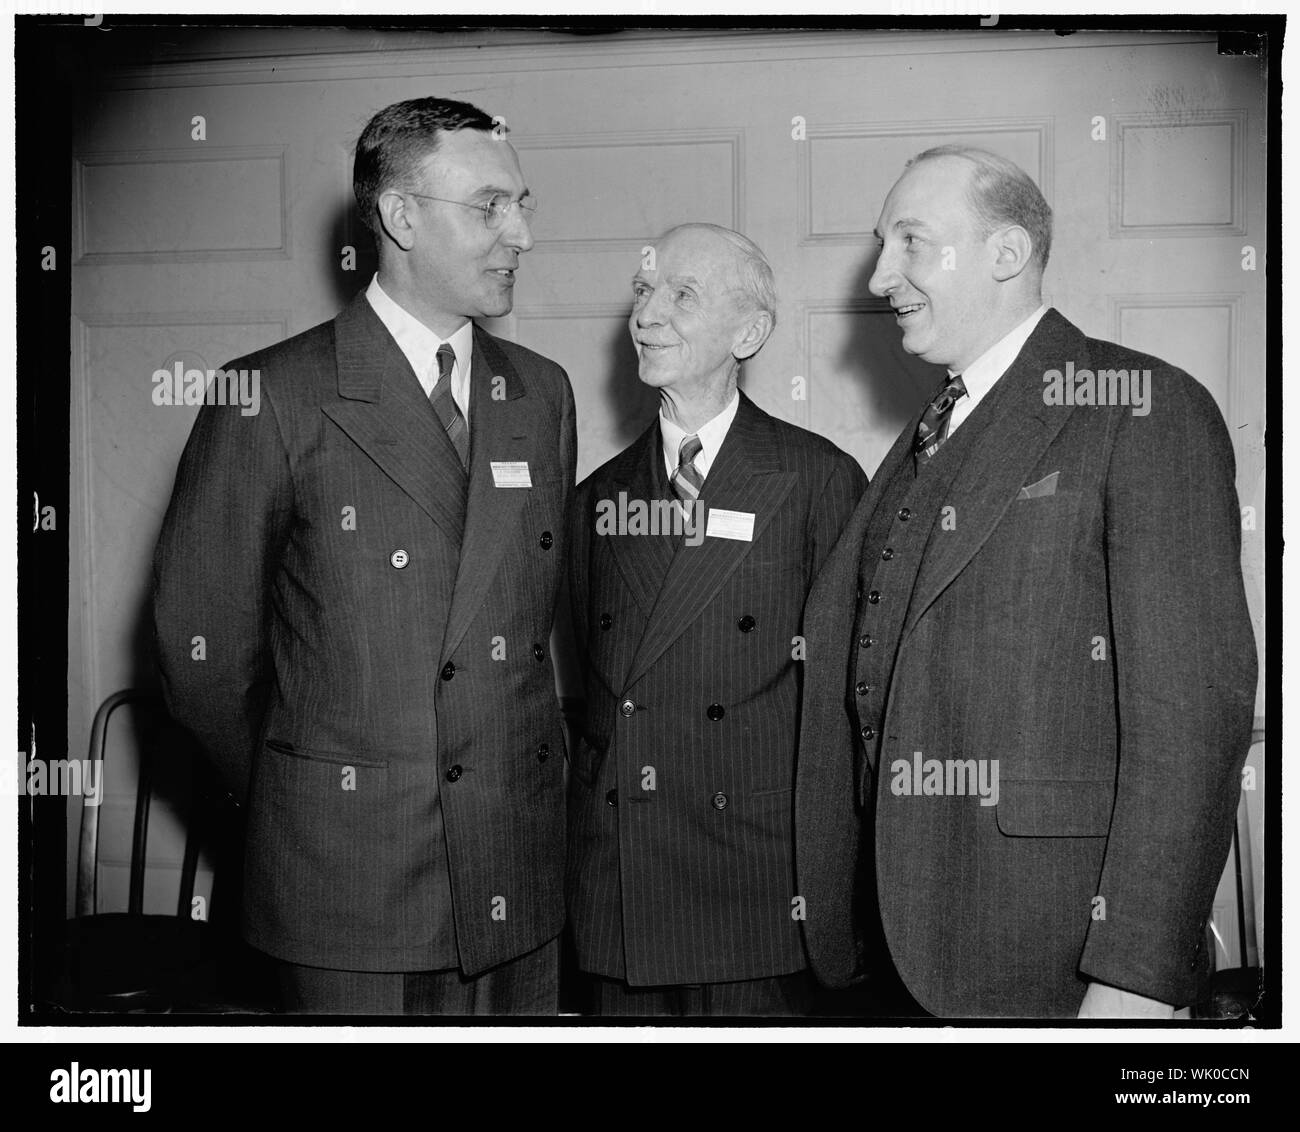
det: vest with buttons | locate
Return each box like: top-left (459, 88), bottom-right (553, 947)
top-left (849, 410), bottom-right (991, 806)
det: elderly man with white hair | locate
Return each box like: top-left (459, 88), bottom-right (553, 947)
top-left (564, 223), bottom-right (866, 1017)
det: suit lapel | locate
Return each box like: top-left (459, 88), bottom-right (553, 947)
top-left (442, 327), bottom-right (535, 659)
top-left (901, 309), bottom-right (1086, 638)
top-left (321, 293), bottom-right (468, 545)
top-left (624, 393), bottom-right (796, 689)
top-left (602, 422), bottom-right (677, 620)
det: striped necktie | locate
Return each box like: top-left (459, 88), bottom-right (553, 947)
top-left (914, 373), bottom-right (967, 469)
top-left (670, 434), bottom-right (704, 512)
top-left (430, 343), bottom-right (469, 470)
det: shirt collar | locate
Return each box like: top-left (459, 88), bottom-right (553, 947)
top-left (365, 274), bottom-right (474, 381)
top-left (660, 390), bottom-right (741, 481)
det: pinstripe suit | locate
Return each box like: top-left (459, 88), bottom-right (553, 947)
top-left (153, 291), bottom-right (576, 985)
top-left (795, 309), bottom-right (1257, 1016)
top-left (566, 392), bottom-right (866, 990)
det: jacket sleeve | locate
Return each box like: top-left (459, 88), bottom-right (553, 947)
top-left (151, 379), bottom-right (294, 799)
top-left (1078, 367), bottom-right (1258, 1005)
top-left (808, 448), bottom-right (869, 580)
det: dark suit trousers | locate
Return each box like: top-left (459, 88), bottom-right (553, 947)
top-left (276, 937), bottom-right (559, 1016)
top-left (589, 971), bottom-right (818, 1018)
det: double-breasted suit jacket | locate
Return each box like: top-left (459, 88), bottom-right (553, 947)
top-left (794, 309), bottom-right (1257, 1016)
top-left (566, 392), bottom-right (866, 986)
top-left (153, 291), bottom-right (576, 977)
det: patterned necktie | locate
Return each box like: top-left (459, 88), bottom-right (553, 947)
top-left (670, 434), bottom-right (704, 511)
top-left (430, 343), bottom-right (469, 470)
top-left (914, 373), bottom-right (968, 468)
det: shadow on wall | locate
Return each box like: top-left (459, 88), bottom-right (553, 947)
top-left (838, 252), bottom-right (941, 450)
top-left (592, 312), bottom-right (659, 460)
top-left (329, 199), bottom-right (380, 312)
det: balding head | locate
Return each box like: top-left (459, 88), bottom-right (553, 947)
top-left (658, 223), bottom-right (779, 331)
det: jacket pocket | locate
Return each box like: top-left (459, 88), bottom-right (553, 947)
top-left (264, 738), bottom-right (389, 770)
top-left (994, 778), bottom-right (1113, 838)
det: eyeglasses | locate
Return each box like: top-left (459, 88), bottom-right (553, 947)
top-left (401, 189), bottom-right (538, 230)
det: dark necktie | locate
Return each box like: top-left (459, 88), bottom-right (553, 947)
top-left (914, 373), bottom-right (968, 468)
top-left (431, 343), bottom-right (469, 470)
top-left (670, 435), bottom-right (704, 510)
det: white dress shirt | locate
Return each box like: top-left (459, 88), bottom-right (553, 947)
top-left (365, 274), bottom-right (473, 422)
top-left (659, 390), bottom-right (741, 484)
top-left (947, 304), bottom-right (1049, 436)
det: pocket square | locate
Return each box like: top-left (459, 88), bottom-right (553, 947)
top-left (1017, 471), bottom-right (1059, 500)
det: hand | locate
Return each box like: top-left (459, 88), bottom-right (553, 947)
top-left (1077, 982), bottom-right (1176, 1020)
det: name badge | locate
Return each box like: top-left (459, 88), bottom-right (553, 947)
top-left (490, 461), bottom-right (532, 488)
top-left (706, 508), bottom-right (755, 542)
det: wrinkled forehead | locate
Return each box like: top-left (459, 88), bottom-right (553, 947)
top-left (647, 228), bottom-right (744, 290)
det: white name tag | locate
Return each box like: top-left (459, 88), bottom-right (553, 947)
top-left (706, 508), bottom-right (755, 542)
top-left (490, 461), bottom-right (532, 488)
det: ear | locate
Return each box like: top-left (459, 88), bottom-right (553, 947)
top-left (376, 189), bottom-right (418, 252)
top-left (990, 225), bottom-right (1034, 282)
top-left (733, 308), bottom-right (774, 361)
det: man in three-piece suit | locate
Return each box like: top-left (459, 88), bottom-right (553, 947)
top-left (153, 98), bottom-right (575, 1014)
top-left (794, 146), bottom-right (1257, 1018)
top-left (566, 223), bottom-right (867, 1015)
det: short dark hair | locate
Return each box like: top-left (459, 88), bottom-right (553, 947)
top-left (353, 97), bottom-right (496, 237)
top-left (909, 144), bottom-right (1053, 271)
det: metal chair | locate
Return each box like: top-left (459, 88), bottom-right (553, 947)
top-left (54, 690), bottom-right (275, 1013)
top-left (1194, 724), bottom-right (1266, 1021)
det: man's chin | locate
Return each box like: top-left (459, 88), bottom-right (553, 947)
top-left (898, 330), bottom-right (926, 357)
top-left (636, 369), bottom-right (673, 389)
top-left (635, 358), bottom-right (675, 388)
top-left (482, 299), bottom-right (513, 318)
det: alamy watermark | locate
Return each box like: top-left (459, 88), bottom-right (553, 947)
top-left (18, 751), bottom-right (102, 806)
top-left (152, 362), bottom-right (261, 416)
top-left (890, 750), bottom-right (999, 806)
top-left (1042, 363), bottom-right (1151, 417)
top-left (595, 492), bottom-right (704, 547)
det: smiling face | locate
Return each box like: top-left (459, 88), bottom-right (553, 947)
top-left (628, 227), bottom-right (764, 400)
top-left (405, 128), bottom-right (534, 329)
top-left (868, 156), bottom-right (1004, 373)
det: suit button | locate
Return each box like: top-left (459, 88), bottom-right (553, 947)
top-left (856, 682), bottom-right (870, 696)
top-left (620, 698), bottom-right (635, 717)
top-left (707, 703), bottom-right (725, 721)
top-left (599, 613), bottom-right (613, 630)
top-left (860, 726), bottom-right (875, 741)
top-left (737, 615), bottom-right (756, 633)
top-left (606, 788), bottom-right (618, 807)
top-left (536, 743), bottom-right (550, 762)
top-left (539, 531), bottom-right (554, 550)
top-left (859, 634), bottom-right (873, 648)
top-left (441, 662), bottom-right (456, 681)
top-left (533, 643), bottom-right (546, 661)
top-left (867, 591), bottom-right (880, 604)
top-left (390, 549), bottom-right (409, 569)
top-left (445, 765), bottom-right (462, 782)
top-left (711, 791), bottom-right (729, 811)
top-left (898, 508), bottom-right (911, 521)
top-left (881, 547), bottom-right (894, 560)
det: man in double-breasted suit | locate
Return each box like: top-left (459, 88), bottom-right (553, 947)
top-left (566, 224), bottom-right (866, 1015)
top-left (795, 146), bottom-right (1257, 1018)
top-left (153, 98), bottom-right (575, 1014)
